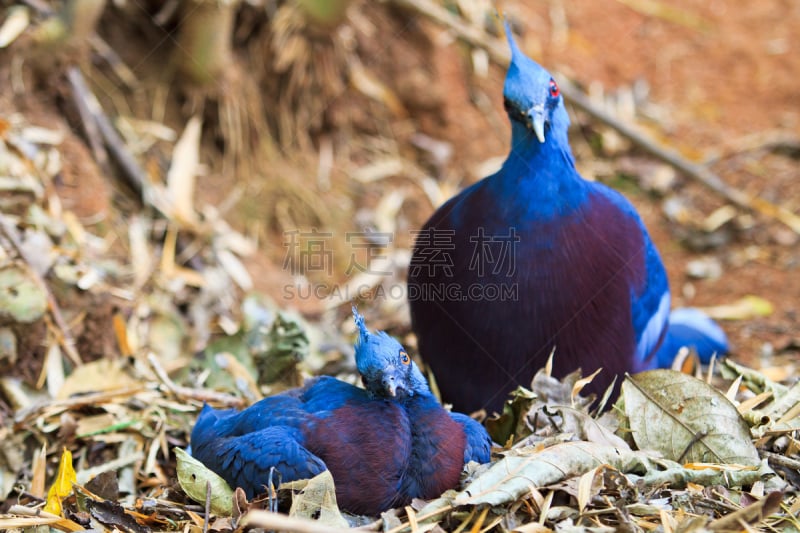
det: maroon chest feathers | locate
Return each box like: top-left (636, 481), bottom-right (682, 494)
top-left (304, 400), bottom-right (411, 515)
top-left (303, 395), bottom-right (466, 515)
top-left (400, 395), bottom-right (466, 500)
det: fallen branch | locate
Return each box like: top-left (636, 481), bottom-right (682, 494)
top-left (4, 505), bottom-right (82, 531)
top-left (559, 81), bottom-right (800, 234)
top-left (147, 352), bottom-right (245, 408)
top-left (14, 386), bottom-right (147, 424)
top-left (240, 510), bottom-right (355, 533)
top-left (66, 65), bottom-right (109, 170)
top-left (704, 130), bottom-right (800, 165)
top-left (75, 450), bottom-right (146, 485)
top-left (66, 67), bottom-right (151, 203)
top-left (386, 0), bottom-right (800, 234)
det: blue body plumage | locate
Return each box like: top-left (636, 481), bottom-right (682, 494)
top-left (407, 25), bottom-right (728, 413)
top-left (190, 308), bottom-right (491, 516)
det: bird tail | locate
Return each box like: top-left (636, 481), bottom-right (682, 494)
top-left (656, 308), bottom-right (729, 367)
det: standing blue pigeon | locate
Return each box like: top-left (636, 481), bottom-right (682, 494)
top-left (407, 26), bottom-right (728, 413)
top-left (190, 308), bottom-right (491, 516)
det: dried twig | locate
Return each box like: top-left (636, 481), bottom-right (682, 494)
top-left (66, 65), bottom-right (109, 170)
top-left (707, 490), bottom-right (783, 530)
top-left (763, 451), bottom-right (800, 472)
top-left (385, 504), bottom-right (454, 533)
top-left (75, 451), bottom-right (146, 484)
top-left (203, 481), bottom-right (211, 533)
top-left (67, 67), bottom-right (199, 233)
top-left (66, 67), bottom-right (151, 201)
top-left (386, 0), bottom-right (800, 234)
top-left (240, 510), bottom-right (353, 533)
top-left (89, 34), bottom-right (138, 88)
top-left (705, 130), bottom-right (800, 165)
top-left (4, 505), bottom-right (80, 530)
top-left (147, 353), bottom-right (245, 408)
top-left (559, 82), bottom-right (800, 234)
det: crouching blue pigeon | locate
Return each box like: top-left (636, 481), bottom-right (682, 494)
top-left (190, 308), bottom-right (491, 515)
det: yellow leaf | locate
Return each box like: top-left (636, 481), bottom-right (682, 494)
top-left (43, 448), bottom-right (76, 515)
top-left (701, 295), bottom-right (774, 321)
top-left (43, 493), bottom-right (61, 516)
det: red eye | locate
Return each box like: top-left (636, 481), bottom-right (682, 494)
top-left (549, 79), bottom-right (560, 98)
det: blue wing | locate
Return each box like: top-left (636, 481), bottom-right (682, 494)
top-left (629, 236), bottom-right (671, 368)
top-left (191, 423), bottom-right (327, 498)
top-left (448, 412), bottom-right (492, 464)
top-left (189, 377), bottom-right (371, 498)
top-left (298, 375), bottom-right (371, 414)
top-left (592, 184), bottom-right (671, 370)
top-left (656, 307), bottom-right (729, 366)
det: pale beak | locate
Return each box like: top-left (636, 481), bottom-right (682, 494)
top-left (382, 375), bottom-right (398, 397)
top-left (528, 106), bottom-right (546, 143)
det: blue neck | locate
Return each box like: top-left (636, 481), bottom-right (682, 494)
top-left (506, 109), bottom-right (575, 172)
top-left (411, 370), bottom-right (431, 395)
top-left (489, 114), bottom-right (584, 220)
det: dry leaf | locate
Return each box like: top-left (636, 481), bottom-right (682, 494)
top-left (708, 490), bottom-right (783, 530)
top-left (216, 248), bottom-right (253, 291)
top-left (57, 359), bottom-right (138, 399)
top-left (455, 441), bottom-right (648, 506)
top-left (285, 471), bottom-right (348, 528)
top-left (576, 466), bottom-right (601, 512)
top-left (30, 444), bottom-right (47, 498)
top-left (512, 523), bottom-right (553, 533)
top-left (621, 370), bottom-right (760, 465)
top-left (351, 159), bottom-right (404, 183)
top-left (0, 6), bottom-right (29, 48)
top-left (166, 116), bottom-right (202, 224)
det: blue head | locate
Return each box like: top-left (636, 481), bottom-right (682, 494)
top-left (352, 306), bottom-right (429, 399)
top-left (503, 23), bottom-right (571, 148)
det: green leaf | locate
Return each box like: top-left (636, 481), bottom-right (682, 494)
top-left (484, 385), bottom-right (537, 444)
top-left (254, 312), bottom-right (309, 384)
top-left (297, 0), bottom-right (353, 26)
top-left (174, 447), bottom-right (233, 516)
top-left (0, 266), bottom-right (47, 323)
